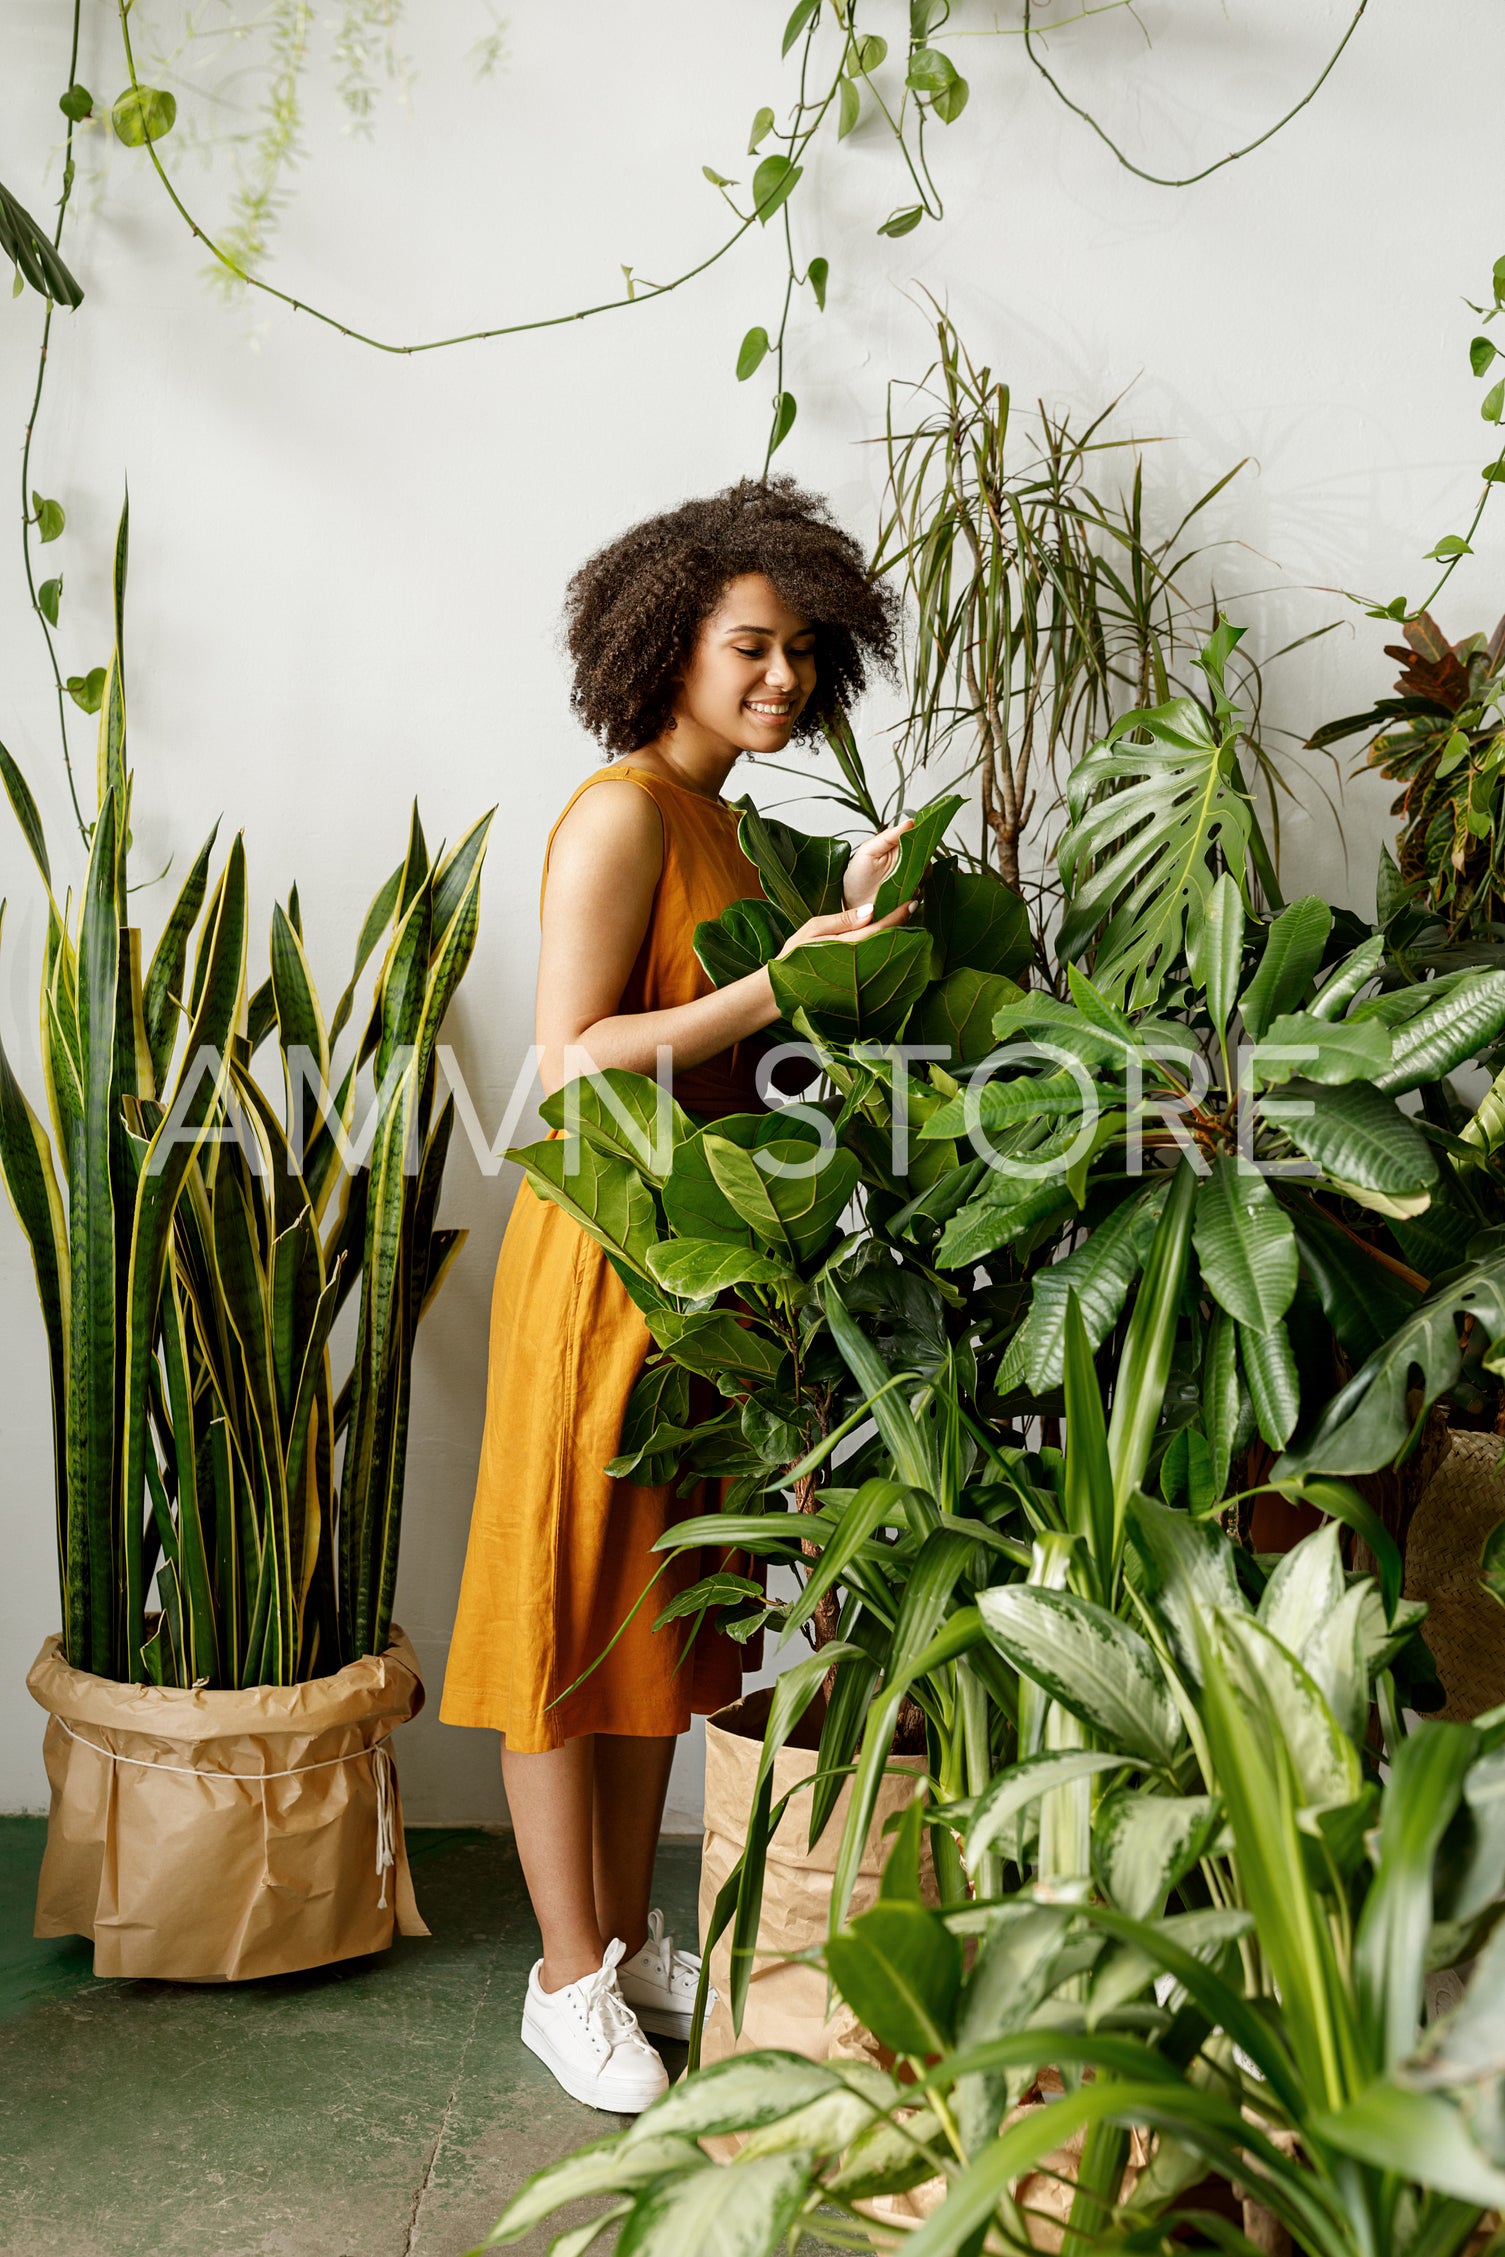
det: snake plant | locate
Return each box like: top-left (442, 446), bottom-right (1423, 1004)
top-left (0, 505), bottom-right (491, 1684)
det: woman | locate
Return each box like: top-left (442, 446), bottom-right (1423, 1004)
top-left (441, 479), bottom-right (908, 2112)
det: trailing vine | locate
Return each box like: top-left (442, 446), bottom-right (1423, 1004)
top-left (8, 0), bottom-right (1414, 847)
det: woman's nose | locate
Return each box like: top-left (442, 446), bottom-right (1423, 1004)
top-left (764, 651), bottom-right (797, 689)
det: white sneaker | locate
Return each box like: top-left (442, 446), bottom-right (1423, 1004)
top-left (520, 1937), bottom-right (669, 2114)
top-left (618, 1908), bottom-right (715, 2042)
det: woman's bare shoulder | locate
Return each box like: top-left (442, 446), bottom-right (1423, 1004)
top-left (547, 768), bottom-right (665, 878)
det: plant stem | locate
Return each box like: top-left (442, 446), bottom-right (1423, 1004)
top-left (21, 0), bottom-right (89, 846)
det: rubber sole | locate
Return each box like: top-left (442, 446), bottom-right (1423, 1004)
top-left (520, 2004), bottom-right (668, 2115)
top-left (623, 1998), bottom-right (695, 2042)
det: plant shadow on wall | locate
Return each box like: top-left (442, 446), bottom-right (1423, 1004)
top-left (480, 578), bottom-right (1505, 2245)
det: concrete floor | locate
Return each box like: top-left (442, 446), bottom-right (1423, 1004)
top-left (0, 1816), bottom-right (703, 2257)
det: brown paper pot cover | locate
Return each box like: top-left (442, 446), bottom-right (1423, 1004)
top-left (697, 1685), bottom-right (931, 2067)
top-left (27, 1624), bottom-right (430, 1981)
top-left (1405, 1430), bottom-right (1505, 1723)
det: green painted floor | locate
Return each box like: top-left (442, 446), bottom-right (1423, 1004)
top-left (0, 1816), bottom-right (703, 2257)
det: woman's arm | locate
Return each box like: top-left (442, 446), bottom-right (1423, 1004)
top-left (534, 784), bottom-right (906, 1094)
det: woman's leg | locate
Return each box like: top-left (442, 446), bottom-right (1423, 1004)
top-left (591, 1732), bottom-right (678, 1956)
top-left (501, 1735), bottom-right (603, 1992)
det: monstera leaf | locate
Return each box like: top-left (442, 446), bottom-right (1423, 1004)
top-left (1056, 691), bottom-right (1252, 1011)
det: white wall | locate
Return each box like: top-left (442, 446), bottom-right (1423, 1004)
top-left (2, 0), bottom-right (1501, 1824)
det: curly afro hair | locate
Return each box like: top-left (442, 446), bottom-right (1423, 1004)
top-left (563, 477), bottom-right (898, 754)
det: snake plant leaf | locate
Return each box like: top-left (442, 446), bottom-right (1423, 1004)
top-left (95, 497), bottom-right (129, 819)
top-left (72, 791), bottom-right (123, 1672)
top-left (1056, 695), bottom-right (1253, 1011)
top-left (1312, 2080), bottom-right (1505, 2209)
top-left (270, 899), bottom-right (329, 1097)
top-left (327, 860), bottom-right (402, 1048)
top-left (769, 926), bottom-right (931, 1040)
top-left (373, 879), bottom-right (431, 1087)
top-left (1252, 1011), bottom-right (1394, 1085)
top-left (1276, 1231), bottom-right (1505, 1478)
top-left (0, 920), bottom-right (71, 1638)
top-left (1271, 1076), bottom-right (1437, 1197)
top-left (872, 793), bottom-right (966, 917)
top-left (1191, 869), bottom-right (1244, 1043)
top-left (733, 799), bottom-right (849, 921)
top-left (1094, 1790), bottom-right (1223, 1921)
top-left (825, 1899), bottom-right (963, 2057)
top-left (142, 819), bottom-right (219, 1095)
top-left (430, 807), bottom-right (494, 949)
top-left (914, 967), bottom-right (1023, 1065)
top-left (119, 837), bottom-right (248, 1674)
top-left (922, 859), bottom-right (1033, 980)
top-left (978, 1586), bottom-right (1181, 1767)
top-left (645, 1239), bottom-right (796, 1299)
top-left (1238, 896), bottom-right (1332, 1039)
top-left (0, 173), bottom-right (84, 304)
top-left (0, 736), bottom-right (52, 889)
top-left (1370, 969), bottom-right (1505, 1094)
top-left (1193, 1154), bottom-right (1298, 1331)
top-left (694, 897), bottom-right (793, 987)
top-left (541, 1069), bottom-right (692, 1187)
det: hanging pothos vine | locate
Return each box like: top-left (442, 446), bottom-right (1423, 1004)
top-left (5, 0), bottom-right (1464, 854)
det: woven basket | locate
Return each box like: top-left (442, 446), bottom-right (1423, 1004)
top-left (1403, 1430), bottom-right (1505, 1723)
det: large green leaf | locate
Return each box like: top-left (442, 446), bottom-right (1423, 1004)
top-left (1217, 1612), bottom-right (1364, 1808)
top-left (733, 800), bottom-right (849, 921)
top-left (1312, 2080), bottom-right (1505, 2209)
top-left (1239, 1317), bottom-right (1300, 1449)
top-left (482, 2132), bottom-right (705, 2243)
top-left (923, 859), bottom-right (1033, 980)
top-left (1271, 1076), bottom-right (1437, 1198)
top-left (632, 2052), bottom-right (840, 2142)
top-left (977, 1586), bottom-right (1181, 1766)
top-left (872, 792), bottom-right (965, 916)
top-left (914, 967), bottom-right (1023, 1065)
top-left (1371, 969), bottom-right (1505, 1095)
top-left (1056, 695), bottom-right (1253, 1011)
top-left (769, 926), bottom-right (931, 1039)
top-left (1354, 1722), bottom-right (1478, 2074)
top-left (1004, 1184), bottom-right (1161, 1390)
top-left (693, 898), bottom-right (792, 988)
top-left (1192, 1154), bottom-right (1298, 1331)
top-left (1128, 1494), bottom-right (1246, 1689)
top-left (645, 1240), bottom-right (796, 1298)
top-left (824, 1898), bottom-right (962, 2056)
top-left (1238, 896), bottom-right (1331, 1039)
top-left (1094, 1790), bottom-right (1222, 1920)
top-left (967, 1748), bottom-right (1128, 1862)
top-left (539, 1070), bottom-right (692, 1187)
top-left (1252, 1011), bottom-right (1394, 1086)
top-left (1276, 1232), bottom-right (1505, 1477)
top-left (613, 2151), bottom-right (812, 2256)
top-left (511, 1134), bottom-right (660, 1279)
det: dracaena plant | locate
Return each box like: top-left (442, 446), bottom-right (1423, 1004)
top-left (0, 504), bottom-right (492, 1685)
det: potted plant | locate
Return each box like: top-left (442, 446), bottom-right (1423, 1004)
top-left (0, 511), bottom-right (492, 1979)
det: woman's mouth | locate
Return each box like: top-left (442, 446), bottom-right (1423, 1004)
top-left (744, 699), bottom-right (793, 718)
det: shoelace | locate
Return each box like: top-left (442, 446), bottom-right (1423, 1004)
top-left (643, 1908), bottom-right (699, 1996)
top-left (579, 1938), bottom-right (646, 2053)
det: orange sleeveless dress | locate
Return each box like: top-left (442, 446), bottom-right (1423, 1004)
top-left (440, 766), bottom-right (766, 1750)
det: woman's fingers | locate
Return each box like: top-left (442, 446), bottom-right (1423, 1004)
top-left (778, 900), bottom-right (911, 957)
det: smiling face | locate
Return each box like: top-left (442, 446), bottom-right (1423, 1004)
top-left (672, 573), bottom-right (817, 755)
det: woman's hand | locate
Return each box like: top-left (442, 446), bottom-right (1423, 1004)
top-left (777, 899), bottom-right (912, 958)
top-left (843, 818), bottom-right (914, 912)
